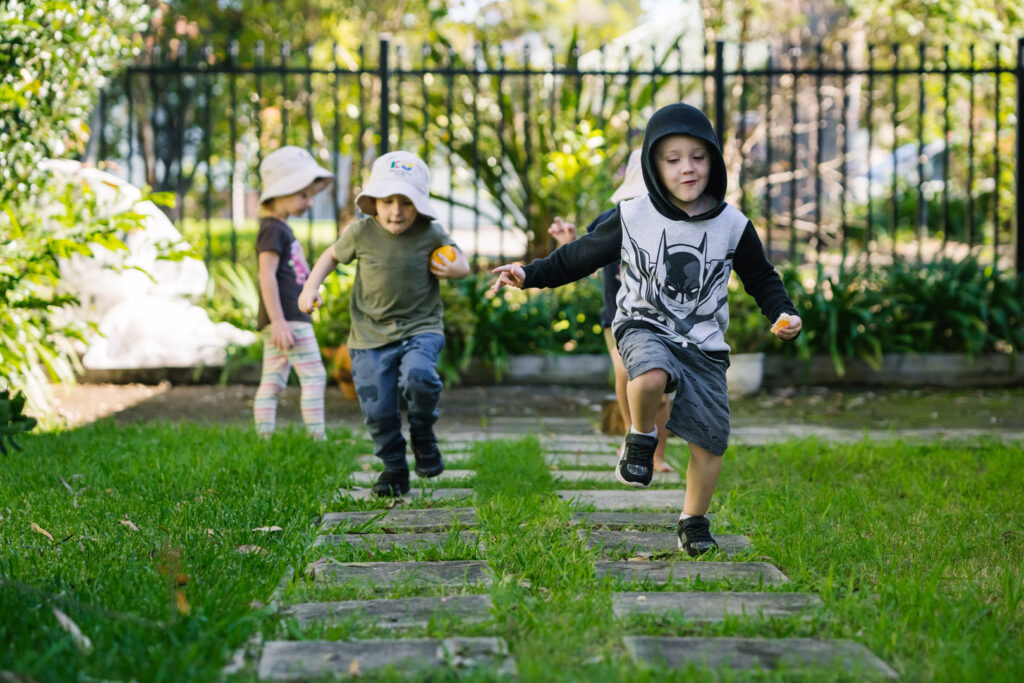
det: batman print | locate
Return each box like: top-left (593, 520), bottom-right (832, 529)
top-left (621, 229), bottom-right (732, 344)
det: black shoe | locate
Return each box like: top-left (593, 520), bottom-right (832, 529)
top-left (371, 468), bottom-right (410, 497)
top-left (411, 435), bottom-right (445, 478)
top-left (615, 432), bottom-right (657, 488)
top-left (677, 515), bottom-right (719, 557)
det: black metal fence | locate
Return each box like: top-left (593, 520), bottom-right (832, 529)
top-left (93, 35), bottom-right (1024, 273)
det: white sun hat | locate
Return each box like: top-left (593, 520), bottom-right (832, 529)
top-left (355, 151), bottom-right (438, 220)
top-left (609, 148), bottom-right (646, 204)
top-left (258, 146), bottom-right (334, 204)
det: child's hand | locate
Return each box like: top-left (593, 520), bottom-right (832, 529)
top-left (297, 288), bottom-right (322, 314)
top-left (429, 250), bottom-right (456, 279)
top-left (547, 217), bottom-right (577, 246)
top-left (772, 313), bottom-right (802, 340)
top-left (489, 264), bottom-right (525, 294)
top-left (270, 320), bottom-right (294, 349)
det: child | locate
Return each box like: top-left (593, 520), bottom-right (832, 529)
top-left (254, 146), bottom-right (333, 440)
top-left (299, 151), bottom-right (470, 497)
top-left (547, 149), bottom-right (673, 474)
top-left (492, 103), bottom-right (802, 555)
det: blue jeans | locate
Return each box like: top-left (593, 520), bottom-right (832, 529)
top-left (349, 333), bottom-right (445, 469)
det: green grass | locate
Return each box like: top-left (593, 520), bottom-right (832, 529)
top-left (2, 421), bottom-right (1022, 680)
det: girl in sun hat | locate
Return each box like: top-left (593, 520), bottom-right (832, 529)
top-left (253, 146), bottom-right (334, 440)
top-left (298, 150), bottom-right (470, 497)
top-left (547, 149), bottom-right (673, 474)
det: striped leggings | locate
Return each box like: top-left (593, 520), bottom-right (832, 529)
top-left (253, 321), bottom-right (326, 438)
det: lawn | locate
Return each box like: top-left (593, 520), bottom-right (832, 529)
top-left (1, 421), bottom-right (1022, 681)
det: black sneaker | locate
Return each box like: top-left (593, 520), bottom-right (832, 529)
top-left (615, 432), bottom-right (657, 488)
top-left (371, 469), bottom-right (410, 497)
top-left (677, 515), bottom-right (719, 557)
top-left (411, 436), bottom-right (445, 478)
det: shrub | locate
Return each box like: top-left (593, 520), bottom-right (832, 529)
top-left (0, 0), bottom-right (151, 409)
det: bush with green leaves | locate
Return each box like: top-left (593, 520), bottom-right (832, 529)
top-left (0, 0), bottom-right (151, 409)
top-left (754, 255), bottom-right (1024, 374)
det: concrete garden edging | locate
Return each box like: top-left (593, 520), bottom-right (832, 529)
top-left (78, 352), bottom-right (1024, 390)
top-left (762, 352), bottom-right (1024, 388)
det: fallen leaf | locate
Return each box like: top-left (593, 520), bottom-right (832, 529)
top-left (236, 545), bottom-right (267, 556)
top-left (119, 520), bottom-right (139, 532)
top-left (252, 526), bottom-right (283, 534)
top-left (348, 659), bottom-right (360, 676)
top-left (175, 590), bottom-right (190, 615)
top-left (306, 558), bottom-right (328, 579)
top-left (174, 573), bottom-right (190, 586)
top-left (206, 528), bottom-right (216, 536)
top-left (52, 607), bottom-right (93, 655)
top-left (30, 522), bottom-right (54, 541)
top-left (249, 600), bottom-right (266, 610)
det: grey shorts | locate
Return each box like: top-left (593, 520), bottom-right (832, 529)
top-left (616, 326), bottom-right (731, 455)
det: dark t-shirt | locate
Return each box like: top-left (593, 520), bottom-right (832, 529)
top-left (256, 217), bottom-right (313, 329)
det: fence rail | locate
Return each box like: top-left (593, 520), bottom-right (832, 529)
top-left (93, 35), bottom-right (1024, 273)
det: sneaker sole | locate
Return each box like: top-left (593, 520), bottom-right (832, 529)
top-left (614, 452), bottom-right (652, 489)
top-left (414, 460), bottom-right (445, 478)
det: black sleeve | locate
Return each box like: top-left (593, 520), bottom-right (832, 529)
top-left (732, 221), bottom-right (799, 325)
top-left (522, 208), bottom-right (622, 289)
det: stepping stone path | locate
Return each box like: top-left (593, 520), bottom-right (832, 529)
top-left (259, 638), bottom-right (515, 680)
top-left (557, 489), bottom-right (681, 510)
top-left (320, 507), bottom-right (477, 532)
top-left (581, 529), bottom-right (749, 557)
top-left (312, 530), bottom-right (482, 553)
top-left (622, 637), bottom-right (898, 678)
top-left (283, 595), bottom-right (494, 629)
top-left (252, 429), bottom-right (896, 679)
top-left (338, 487), bottom-right (475, 502)
top-left (553, 469), bottom-right (682, 484)
top-left (612, 591), bottom-right (823, 621)
top-left (348, 469), bottom-right (476, 485)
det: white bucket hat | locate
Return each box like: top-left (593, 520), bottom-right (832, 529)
top-left (259, 146), bottom-right (334, 204)
top-left (609, 148), bottom-right (646, 204)
top-left (355, 151), bottom-right (438, 220)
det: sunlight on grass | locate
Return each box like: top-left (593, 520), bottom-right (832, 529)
top-left (2, 422), bottom-right (1022, 680)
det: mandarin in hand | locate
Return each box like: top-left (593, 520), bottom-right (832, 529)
top-left (431, 245), bottom-right (456, 265)
top-left (770, 313), bottom-right (792, 334)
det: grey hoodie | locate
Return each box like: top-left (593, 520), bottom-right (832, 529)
top-left (523, 102), bottom-right (797, 354)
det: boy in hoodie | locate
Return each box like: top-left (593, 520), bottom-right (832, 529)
top-left (490, 102), bottom-right (802, 556)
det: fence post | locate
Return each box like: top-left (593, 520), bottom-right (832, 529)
top-left (379, 35), bottom-right (390, 155)
top-left (1017, 37), bottom-right (1023, 274)
top-left (714, 40), bottom-right (726, 143)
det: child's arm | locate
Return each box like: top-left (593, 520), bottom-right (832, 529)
top-left (298, 244), bottom-right (340, 314)
top-left (732, 221), bottom-right (802, 341)
top-left (493, 209), bottom-right (621, 294)
top-left (429, 246), bottom-right (471, 280)
top-left (258, 251), bottom-right (295, 349)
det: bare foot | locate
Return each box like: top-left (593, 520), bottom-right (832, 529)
top-left (653, 461), bottom-right (673, 473)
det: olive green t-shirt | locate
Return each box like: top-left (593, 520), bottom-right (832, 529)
top-left (333, 216), bottom-right (456, 349)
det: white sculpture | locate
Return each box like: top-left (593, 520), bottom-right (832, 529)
top-left (44, 159), bottom-right (256, 369)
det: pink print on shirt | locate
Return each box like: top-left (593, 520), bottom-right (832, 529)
top-left (290, 240), bottom-right (310, 284)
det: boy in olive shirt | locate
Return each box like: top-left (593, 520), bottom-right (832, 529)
top-left (299, 151), bottom-right (470, 496)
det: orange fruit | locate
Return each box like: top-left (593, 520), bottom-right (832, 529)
top-left (771, 314), bottom-right (792, 334)
top-left (431, 245), bottom-right (456, 266)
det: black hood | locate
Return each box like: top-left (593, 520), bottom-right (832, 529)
top-left (640, 102), bottom-right (727, 221)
